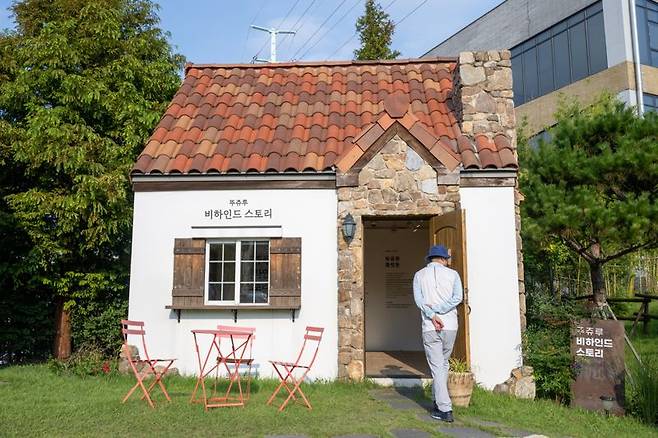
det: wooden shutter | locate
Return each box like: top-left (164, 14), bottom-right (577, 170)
top-left (171, 238), bottom-right (206, 308)
top-left (429, 209), bottom-right (470, 364)
top-left (269, 238), bottom-right (302, 309)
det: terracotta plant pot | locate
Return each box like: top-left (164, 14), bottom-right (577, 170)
top-left (447, 371), bottom-right (475, 407)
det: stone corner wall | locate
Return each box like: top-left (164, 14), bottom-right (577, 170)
top-left (455, 50), bottom-right (527, 331)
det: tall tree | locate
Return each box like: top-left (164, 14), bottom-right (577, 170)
top-left (0, 0), bottom-right (184, 358)
top-left (520, 94), bottom-right (658, 306)
top-left (354, 0), bottom-right (400, 60)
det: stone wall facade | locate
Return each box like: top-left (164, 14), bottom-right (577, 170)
top-left (336, 136), bottom-right (459, 379)
top-left (455, 50), bottom-right (526, 331)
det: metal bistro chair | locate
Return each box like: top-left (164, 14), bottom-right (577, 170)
top-left (212, 325), bottom-right (256, 406)
top-left (120, 320), bottom-right (176, 408)
top-left (267, 326), bottom-right (324, 412)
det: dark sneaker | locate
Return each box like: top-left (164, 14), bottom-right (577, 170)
top-left (430, 408), bottom-right (454, 423)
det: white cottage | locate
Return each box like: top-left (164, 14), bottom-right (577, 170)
top-left (128, 52), bottom-right (525, 388)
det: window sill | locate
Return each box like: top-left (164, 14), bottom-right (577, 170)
top-left (165, 304), bottom-right (300, 311)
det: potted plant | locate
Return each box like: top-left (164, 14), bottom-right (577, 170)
top-left (447, 357), bottom-right (475, 407)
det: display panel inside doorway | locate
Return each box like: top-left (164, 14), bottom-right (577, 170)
top-left (384, 250), bottom-right (413, 309)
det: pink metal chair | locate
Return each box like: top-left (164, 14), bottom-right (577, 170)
top-left (267, 326), bottom-right (324, 412)
top-left (120, 320), bottom-right (175, 408)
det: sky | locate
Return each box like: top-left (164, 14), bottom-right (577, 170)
top-left (0, 0), bottom-right (504, 64)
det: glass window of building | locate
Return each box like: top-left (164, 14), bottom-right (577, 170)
top-left (511, 2), bottom-right (607, 106)
top-left (637, 0), bottom-right (658, 66)
top-left (643, 93), bottom-right (658, 111)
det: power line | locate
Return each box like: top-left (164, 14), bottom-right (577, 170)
top-left (298, 0), bottom-right (363, 60)
top-left (278, 0), bottom-right (322, 55)
top-left (291, 0), bottom-right (350, 60)
top-left (328, 0), bottom-right (398, 59)
top-left (395, 0), bottom-right (429, 25)
top-left (241, 0), bottom-right (267, 62)
top-left (254, 0), bottom-right (302, 60)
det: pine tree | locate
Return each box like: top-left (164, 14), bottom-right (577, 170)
top-left (354, 0), bottom-right (400, 60)
top-left (520, 94), bottom-right (658, 306)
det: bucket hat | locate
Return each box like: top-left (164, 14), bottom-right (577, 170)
top-left (426, 244), bottom-right (451, 261)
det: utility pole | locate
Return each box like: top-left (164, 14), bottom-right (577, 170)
top-left (251, 25), bottom-right (296, 63)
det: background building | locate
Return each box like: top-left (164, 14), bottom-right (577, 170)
top-left (424, 0), bottom-right (658, 135)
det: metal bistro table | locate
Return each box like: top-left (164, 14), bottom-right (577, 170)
top-left (190, 327), bottom-right (254, 410)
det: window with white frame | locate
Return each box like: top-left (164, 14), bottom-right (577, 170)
top-left (206, 240), bottom-right (269, 304)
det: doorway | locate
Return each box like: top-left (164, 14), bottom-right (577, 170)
top-left (364, 216), bottom-right (430, 377)
top-left (363, 211), bottom-right (470, 378)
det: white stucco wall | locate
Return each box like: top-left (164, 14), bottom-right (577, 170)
top-left (459, 186), bottom-right (523, 389)
top-left (128, 188), bottom-right (338, 379)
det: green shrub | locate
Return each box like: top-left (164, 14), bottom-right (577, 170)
top-left (628, 358), bottom-right (658, 425)
top-left (449, 357), bottom-right (470, 373)
top-left (69, 278), bottom-right (128, 357)
top-left (524, 288), bottom-right (586, 403)
top-left (48, 345), bottom-right (116, 377)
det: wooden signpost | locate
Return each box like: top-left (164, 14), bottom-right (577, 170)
top-left (571, 319), bottom-right (625, 416)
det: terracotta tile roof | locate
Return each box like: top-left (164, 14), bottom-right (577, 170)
top-left (132, 58), bottom-right (517, 176)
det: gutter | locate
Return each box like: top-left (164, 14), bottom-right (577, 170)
top-left (629, 0), bottom-right (645, 115)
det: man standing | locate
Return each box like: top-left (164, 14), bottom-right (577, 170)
top-left (413, 244), bottom-right (463, 422)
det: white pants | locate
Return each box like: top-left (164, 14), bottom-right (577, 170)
top-left (422, 329), bottom-right (457, 411)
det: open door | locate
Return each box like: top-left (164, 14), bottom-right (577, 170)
top-left (429, 209), bottom-right (470, 364)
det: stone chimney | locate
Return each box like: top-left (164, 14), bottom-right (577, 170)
top-left (454, 50), bottom-right (516, 148)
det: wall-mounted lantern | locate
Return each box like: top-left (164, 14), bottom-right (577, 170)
top-left (342, 213), bottom-right (356, 244)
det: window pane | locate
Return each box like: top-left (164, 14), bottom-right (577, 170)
top-left (255, 262), bottom-right (268, 282)
top-left (209, 244), bottom-right (221, 261)
top-left (511, 55), bottom-right (524, 105)
top-left (522, 49), bottom-right (539, 101)
top-left (568, 11), bottom-right (585, 26)
top-left (223, 243), bottom-right (236, 261)
top-left (223, 283), bottom-right (235, 301)
top-left (569, 21), bottom-right (588, 81)
top-left (241, 241), bottom-right (255, 260)
top-left (240, 283), bottom-right (254, 303)
top-left (256, 242), bottom-right (269, 260)
top-left (241, 262), bottom-right (254, 281)
top-left (209, 262), bottom-right (222, 282)
top-left (553, 30), bottom-right (571, 89)
top-left (637, 5), bottom-right (651, 64)
top-left (587, 12), bottom-right (607, 73)
top-left (223, 262), bottom-right (235, 282)
top-left (254, 283), bottom-right (268, 304)
top-left (537, 40), bottom-right (554, 95)
top-left (208, 284), bottom-right (222, 301)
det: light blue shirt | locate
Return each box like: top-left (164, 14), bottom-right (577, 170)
top-left (413, 262), bottom-right (463, 321)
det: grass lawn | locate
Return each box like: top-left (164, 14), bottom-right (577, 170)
top-left (1, 365), bottom-right (656, 437)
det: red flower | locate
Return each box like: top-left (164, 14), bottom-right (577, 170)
top-left (102, 361), bottom-right (110, 374)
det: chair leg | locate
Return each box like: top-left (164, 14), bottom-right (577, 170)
top-left (279, 372), bottom-right (312, 412)
top-left (267, 364), bottom-right (292, 405)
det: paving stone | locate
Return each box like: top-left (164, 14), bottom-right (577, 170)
top-left (390, 428), bottom-right (431, 438)
top-left (464, 419), bottom-right (537, 437)
top-left (387, 399), bottom-right (422, 410)
top-left (438, 427), bottom-right (496, 438)
top-left (416, 413), bottom-right (465, 426)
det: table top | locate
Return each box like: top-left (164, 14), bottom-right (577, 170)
top-left (191, 328), bottom-right (254, 337)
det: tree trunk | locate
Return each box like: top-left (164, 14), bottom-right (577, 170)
top-left (53, 296), bottom-right (71, 359)
top-left (589, 242), bottom-right (606, 306)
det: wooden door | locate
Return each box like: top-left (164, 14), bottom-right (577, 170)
top-left (428, 209), bottom-right (470, 363)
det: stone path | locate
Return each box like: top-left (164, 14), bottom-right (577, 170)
top-left (367, 388), bottom-right (544, 438)
top-left (268, 388), bottom-right (546, 438)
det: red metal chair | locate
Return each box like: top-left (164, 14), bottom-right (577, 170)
top-left (267, 326), bottom-right (324, 412)
top-left (120, 320), bottom-right (175, 408)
